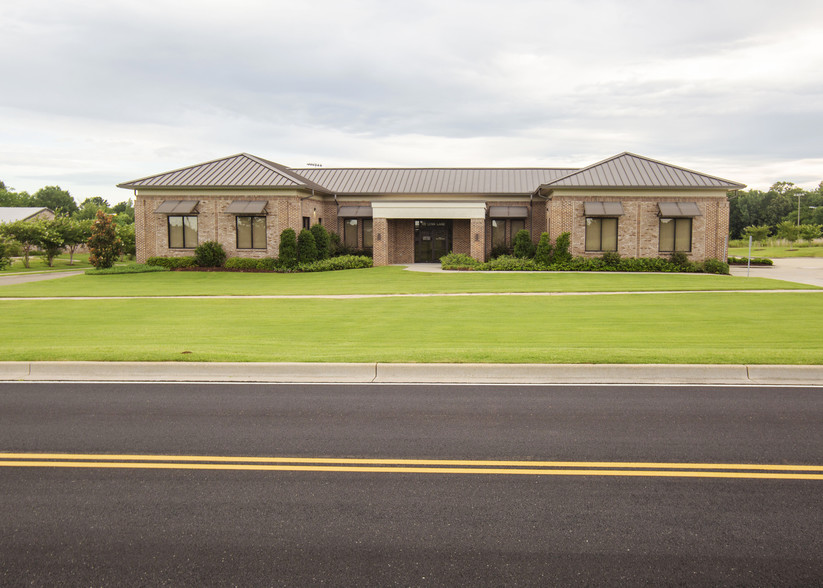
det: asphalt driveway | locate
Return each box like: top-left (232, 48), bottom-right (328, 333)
top-left (729, 256), bottom-right (823, 287)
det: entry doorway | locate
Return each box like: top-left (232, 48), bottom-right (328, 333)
top-left (414, 220), bottom-right (452, 262)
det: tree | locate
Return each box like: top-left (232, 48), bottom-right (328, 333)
top-left (533, 232), bottom-right (553, 265)
top-left (32, 186), bottom-right (78, 216)
top-left (798, 224), bottom-right (822, 243)
top-left (0, 238), bottom-right (11, 270)
top-left (553, 232), bottom-right (572, 264)
top-left (112, 199), bottom-right (135, 224)
top-left (36, 220), bottom-right (66, 267)
top-left (55, 217), bottom-right (92, 265)
top-left (775, 221), bottom-right (800, 245)
top-left (87, 210), bottom-right (121, 269)
top-left (278, 228), bottom-right (297, 268)
top-left (512, 229), bottom-right (535, 258)
top-left (0, 220), bottom-right (45, 268)
top-left (310, 223), bottom-right (331, 259)
top-left (297, 228), bottom-right (318, 264)
top-left (75, 197), bottom-right (110, 221)
top-left (742, 225), bottom-right (771, 243)
top-left (116, 223), bottom-right (136, 258)
top-left (0, 185), bottom-right (34, 207)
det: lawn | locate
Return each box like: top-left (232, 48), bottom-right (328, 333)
top-left (1, 292), bottom-right (822, 364)
top-left (728, 245), bottom-right (823, 258)
top-left (0, 265), bottom-right (815, 297)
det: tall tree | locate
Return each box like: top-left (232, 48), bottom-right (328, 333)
top-left (33, 186), bottom-right (78, 215)
top-left (87, 210), bottom-right (121, 269)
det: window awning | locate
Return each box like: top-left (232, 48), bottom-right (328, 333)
top-left (584, 202), bottom-right (624, 217)
top-left (658, 202), bottom-right (701, 217)
top-left (225, 200), bottom-right (267, 214)
top-left (371, 201), bottom-right (486, 219)
top-left (154, 200), bottom-right (199, 214)
top-left (337, 205), bottom-right (373, 217)
top-left (488, 206), bottom-right (528, 218)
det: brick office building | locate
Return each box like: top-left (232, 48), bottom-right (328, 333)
top-left (119, 152), bottom-right (744, 265)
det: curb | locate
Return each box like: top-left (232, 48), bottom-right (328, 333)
top-left (0, 361), bottom-right (821, 385)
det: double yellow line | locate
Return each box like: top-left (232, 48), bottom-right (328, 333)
top-left (2, 453), bottom-right (823, 479)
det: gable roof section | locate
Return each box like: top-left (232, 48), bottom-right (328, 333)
top-left (295, 167), bottom-right (576, 195)
top-left (541, 153), bottom-right (746, 190)
top-left (117, 153), bottom-right (330, 193)
top-left (0, 207), bottom-right (53, 223)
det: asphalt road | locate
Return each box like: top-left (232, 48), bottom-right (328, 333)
top-left (1, 382), bottom-right (822, 586)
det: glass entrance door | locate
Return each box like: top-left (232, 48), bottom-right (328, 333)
top-left (414, 220), bottom-right (452, 263)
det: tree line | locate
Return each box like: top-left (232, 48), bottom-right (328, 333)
top-left (728, 181), bottom-right (823, 242)
top-left (0, 180), bottom-right (134, 269)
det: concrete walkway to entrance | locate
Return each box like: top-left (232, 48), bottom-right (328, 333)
top-left (0, 270), bottom-right (83, 286)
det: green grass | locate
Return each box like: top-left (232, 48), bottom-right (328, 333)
top-left (728, 245), bottom-right (823, 258)
top-left (0, 266), bottom-right (815, 297)
top-left (1, 293), bottom-right (821, 364)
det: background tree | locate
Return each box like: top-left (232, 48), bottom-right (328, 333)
top-left (798, 224), bottom-right (822, 243)
top-left (75, 197), bottom-right (110, 221)
top-left (0, 182), bottom-right (34, 207)
top-left (32, 186), bottom-right (78, 216)
top-left (775, 221), bottom-right (800, 245)
top-left (112, 199), bottom-right (135, 224)
top-left (56, 217), bottom-right (92, 264)
top-left (116, 223), bottom-right (136, 258)
top-left (87, 210), bottom-right (121, 269)
top-left (742, 225), bottom-right (770, 244)
top-left (0, 238), bottom-right (11, 270)
top-left (0, 220), bottom-right (45, 268)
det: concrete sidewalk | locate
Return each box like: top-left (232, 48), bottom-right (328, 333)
top-left (1, 361), bottom-right (821, 385)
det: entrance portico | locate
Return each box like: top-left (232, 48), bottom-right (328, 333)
top-left (371, 201), bottom-right (487, 265)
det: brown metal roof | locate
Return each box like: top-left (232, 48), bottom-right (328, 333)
top-left (658, 202), bottom-right (702, 217)
top-left (224, 200), bottom-right (268, 214)
top-left (295, 167), bottom-right (576, 195)
top-left (154, 200), bottom-right (199, 214)
top-left (542, 153), bottom-right (746, 190)
top-left (118, 153), bottom-right (330, 193)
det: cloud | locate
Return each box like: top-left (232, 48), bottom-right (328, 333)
top-left (1, 0), bottom-right (822, 201)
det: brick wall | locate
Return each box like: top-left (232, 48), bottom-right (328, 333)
top-left (547, 192), bottom-right (729, 262)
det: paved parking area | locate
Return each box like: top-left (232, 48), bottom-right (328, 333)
top-left (729, 257), bottom-right (823, 288)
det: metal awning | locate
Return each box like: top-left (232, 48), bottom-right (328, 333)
top-left (154, 200), bottom-right (199, 214)
top-left (488, 206), bottom-right (528, 218)
top-left (337, 205), bottom-right (373, 217)
top-left (371, 201), bottom-right (486, 220)
top-left (225, 200), bottom-right (267, 214)
top-left (584, 202), bottom-right (624, 217)
top-left (658, 202), bottom-right (701, 217)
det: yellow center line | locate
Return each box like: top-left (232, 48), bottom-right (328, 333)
top-left (1, 453), bottom-right (822, 479)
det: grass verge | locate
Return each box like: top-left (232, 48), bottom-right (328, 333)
top-left (1, 292), bottom-right (821, 364)
top-left (0, 266), bottom-right (815, 297)
top-left (728, 246), bottom-right (823, 258)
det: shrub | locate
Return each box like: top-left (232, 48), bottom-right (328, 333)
top-left (553, 232), bottom-right (571, 264)
top-left (701, 258), bottom-right (730, 275)
top-left (256, 257), bottom-right (280, 271)
top-left (727, 256), bottom-right (773, 266)
top-left (310, 224), bottom-right (331, 259)
top-left (533, 233), bottom-right (553, 266)
top-left (297, 229), bottom-right (318, 264)
top-left (489, 244), bottom-right (511, 259)
top-left (328, 231), bottom-right (343, 256)
top-left (299, 255), bottom-right (373, 272)
top-left (440, 252), bottom-right (480, 270)
top-left (146, 256), bottom-right (197, 269)
top-left (279, 228), bottom-right (298, 267)
top-left (0, 239), bottom-right (11, 270)
top-left (85, 263), bottom-right (168, 275)
top-left (600, 251), bottom-right (622, 269)
top-left (479, 255), bottom-right (538, 271)
top-left (87, 210), bottom-right (121, 269)
top-left (195, 241), bottom-right (226, 267)
top-left (225, 257), bottom-right (262, 270)
top-left (512, 229), bottom-right (535, 258)
top-left (669, 251), bottom-right (691, 269)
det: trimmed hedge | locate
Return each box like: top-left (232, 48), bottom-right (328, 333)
top-left (299, 255), bottom-right (373, 272)
top-left (85, 263), bottom-right (168, 275)
top-left (728, 256), bottom-right (773, 266)
top-left (440, 253), bottom-right (480, 270)
top-left (440, 253), bottom-right (730, 274)
top-left (146, 256), bottom-right (197, 269)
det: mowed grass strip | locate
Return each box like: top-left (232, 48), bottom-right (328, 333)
top-left (2, 292), bottom-right (821, 364)
top-left (0, 266), bottom-right (814, 297)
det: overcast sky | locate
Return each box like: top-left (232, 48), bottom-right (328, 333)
top-left (2, 0), bottom-right (822, 204)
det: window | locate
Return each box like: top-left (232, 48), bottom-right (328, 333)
top-left (510, 219), bottom-right (526, 238)
top-left (302, 216), bottom-right (311, 230)
top-left (343, 218), bottom-right (359, 247)
top-left (168, 215), bottom-right (197, 248)
top-left (491, 219), bottom-right (506, 247)
top-left (363, 218), bottom-right (373, 249)
top-left (659, 217), bottom-right (692, 252)
top-left (585, 217), bottom-right (617, 251)
top-left (236, 216), bottom-right (266, 249)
